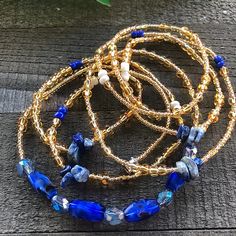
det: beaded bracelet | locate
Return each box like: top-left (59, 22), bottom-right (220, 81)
top-left (16, 24), bottom-right (236, 225)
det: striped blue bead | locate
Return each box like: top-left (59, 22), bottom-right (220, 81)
top-left (69, 200), bottom-right (105, 222)
top-left (69, 60), bottom-right (83, 70)
top-left (166, 172), bottom-right (185, 192)
top-left (124, 199), bottom-right (160, 222)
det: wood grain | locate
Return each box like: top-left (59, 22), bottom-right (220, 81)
top-left (0, 0), bottom-right (236, 235)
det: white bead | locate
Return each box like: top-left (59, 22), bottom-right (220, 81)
top-left (120, 62), bottom-right (130, 72)
top-left (170, 100), bottom-right (181, 110)
top-left (98, 69), bottom-right (108, 78)
top-left (121, 71), bottom-right (130, 81)
top-left (99, 75), bottom-right (110, 85)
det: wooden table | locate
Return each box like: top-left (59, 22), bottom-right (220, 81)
top-left (0, 0), bottom-right (235, 235)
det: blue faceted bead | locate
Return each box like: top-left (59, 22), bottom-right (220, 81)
top-left (60, 172), bottom-right (74, 188)
top-left (69, 60), bottom-right (83, 71)
top-left (124, 199), bottom-right (160, 222)
top-left (71, 165), bottom-right (90, 183)
top-left (60, 165), bottom-right (72, 177)
top-left (104, 207), bottom-right (124, 225)
top-left (16, 159), bottom-right (34, 176)
top-left (166, 172), bottom-right (185, 192)
top-left (214, 55), bottom-right (223, 63)
top-left (157, 190), bottom-right (173, 207)
top-left (83, 138), bottom-right (94, 151)
top-left (27, 171), bottom-right (57, 200)
top-left (51, 195), bottom-right (69, 213)
top-left (58, 105), bottom-right (68, 115)
top-left (194, 157), bottom-right (204, 168)
top-left (73, 132), bottom-right (84, 145)
top-left (54, 111), bottom-right (65, 120)
top-left (69, 200), bottom-right (105, 222)
top-left (68, 141), bottom-right (80, 163)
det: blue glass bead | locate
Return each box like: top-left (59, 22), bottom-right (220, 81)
top-left (60, 165), bottom-right (72, 177)
top-left (181, 156), bottom-right (199, 179)
top-left (69, 200), bottom-right (105, 222)
top-left (58, 105), bottom-right (68, 115)
top-left (177, 125), bottom-right (190, 141)
top-left (83, 138), bottom-right (94, 151)
top-left (27, 171), bottom-right (57, 200)
top-left (131, 30), bottom-right (144, 38)
top-left (214, 55), bottom-right (223, 63)
top-left (166, 172), bottom-right (185, 192)
top-left (194, 157), bottom-right (204, 168)
top-left (60, 172), bottom-right (74, 188)
top-left (124, 199), bottom-right (160, 222)
top-left (73, 132), bottom-right (84, 145)
top-left (69, 60), bottom-right (83, 71)
top-left (71, 165), bottom-right (90, 183)
top-left (54, 111), bottom-right (65, 120)
top-left (16, 159), bottom-right (34, 176)
top-left (176, 161), bottom-right (190, 180)
top-left (51, 195), bottom-right (69, 213)
top-left (216, 60), bottom-right (225, 69)
top-left (157, 190), bottom-right (173, 207)
top-left (68, 141), bottom-right (80, 163)
top-left (104, 207), bottom-right (124, 225)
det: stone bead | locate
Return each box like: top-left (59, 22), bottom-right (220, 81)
top-left (73, 132), bottom-right (84, 145)
top-left (60, 165), bottom-right (72, 177)
top-left (181, 156), bottom-right (199, 179)
top-left (71, 165), bottom-right (90, 183)
top-left (104, 207), bottom-right (124, 225)
top-left (124, 199), bottom-right (160, 222)
top-left (51, 195), bottom-right (69, 213)
top-left (17, 159), bottom-right (35, 176)
top-left (176, 161), bottom-right (190, 180)
top-left (69, 200), bottom-right (105, 222)
top-left (166, 172), bottom-right (185, 192)
top-left (176, 125), bottom-right (190, 142)
top-left (194, 157), bottom-right (204, 168)
top-left (187, 127), bottom-right (205, 144)
top-left (60, 172), bottom-right (74, 188)
top-left (68, 141), bottom-right (80, 163)
top-left (157, 190), bottom-right (173, 207)
top-left (69, 60), bottom-right (83, 70)
top-left (27, 171), bottom-right (57, 200)
top-left (83, 138), bottom-right (94, 151)
top-left (194, 127), bottom-right (205, 143)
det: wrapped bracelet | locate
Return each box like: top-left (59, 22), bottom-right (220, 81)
top-left (16, 24), bottom-right (236, 225)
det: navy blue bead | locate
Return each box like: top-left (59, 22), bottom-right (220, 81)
top-left (69, 200), bottom-right (105, 222)
top-left (73, 132), bottom-right (84, 145)
top-left (177, 125), bottom-right (190, 141)
top-left (60, 172), bottom-right (74, 188)
top-left (27, 171), bottom-right (57, 200)
top-left (194, 157), bottom-right (203, 168)
top-left (131, 30), bottom-right (144, 38)
top-left (60, 165), bottom-right (72, 177)
top-left (216, 60), bottom-right (225, 69)
top-left (214, 55), bottom-right (223, 63)
top-left (69, 60), bottom-right (83, 70)
top-left (124, 199), bottom-right (160, 222)
top-left (54, 111), bottom-right (65, 120)
top-left (58, 105), bottom-right (68, 115)
top-left (166, 172), bottom-right (185, 192)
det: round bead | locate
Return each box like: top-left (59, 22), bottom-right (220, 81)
top-left (157, 190), bottom-right (173, 207)
top-left (214, 55), bottom-right (223, 63)
top-left (99, 75), bottom-right (110, 85)
top-left (170, 100), bottom-right (181, 110)
top-left (98, 69), bottom-right (108, 78)
top-left (120, 62), bottom-right (130, 72)
top-left (104, 207), bottom-right (124, 225)
top-left (121, 71), bottom-right (130, 81)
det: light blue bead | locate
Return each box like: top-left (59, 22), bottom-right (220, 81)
top-left (157, 190), bottom-right (173, 207)
top-left (68, 141), bottom-right (80, 163)
top-left (51, 195), bottom-right (69, 213)
top-left (187, 127), bottom-right (197, 144)
top-left (71, 165), bottom-right (90, 183)
top-left (176, 161), bottom-right (190, 180)
top-left (104, 207), bottom-right (124, 225)
top-left (181, 156), bottom-right (199, 179)
top-left (195, 127), bottom-right (205, 143)
top-left (83, 138), bottom-right (94, 151)
top-left (16, 159), bottom-right (34, 176)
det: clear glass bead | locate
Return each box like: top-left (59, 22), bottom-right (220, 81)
top-left (104, 207), bottom-right (124, 225)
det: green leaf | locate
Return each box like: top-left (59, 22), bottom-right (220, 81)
top-left (96, 0), bottom-right (111, 7)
